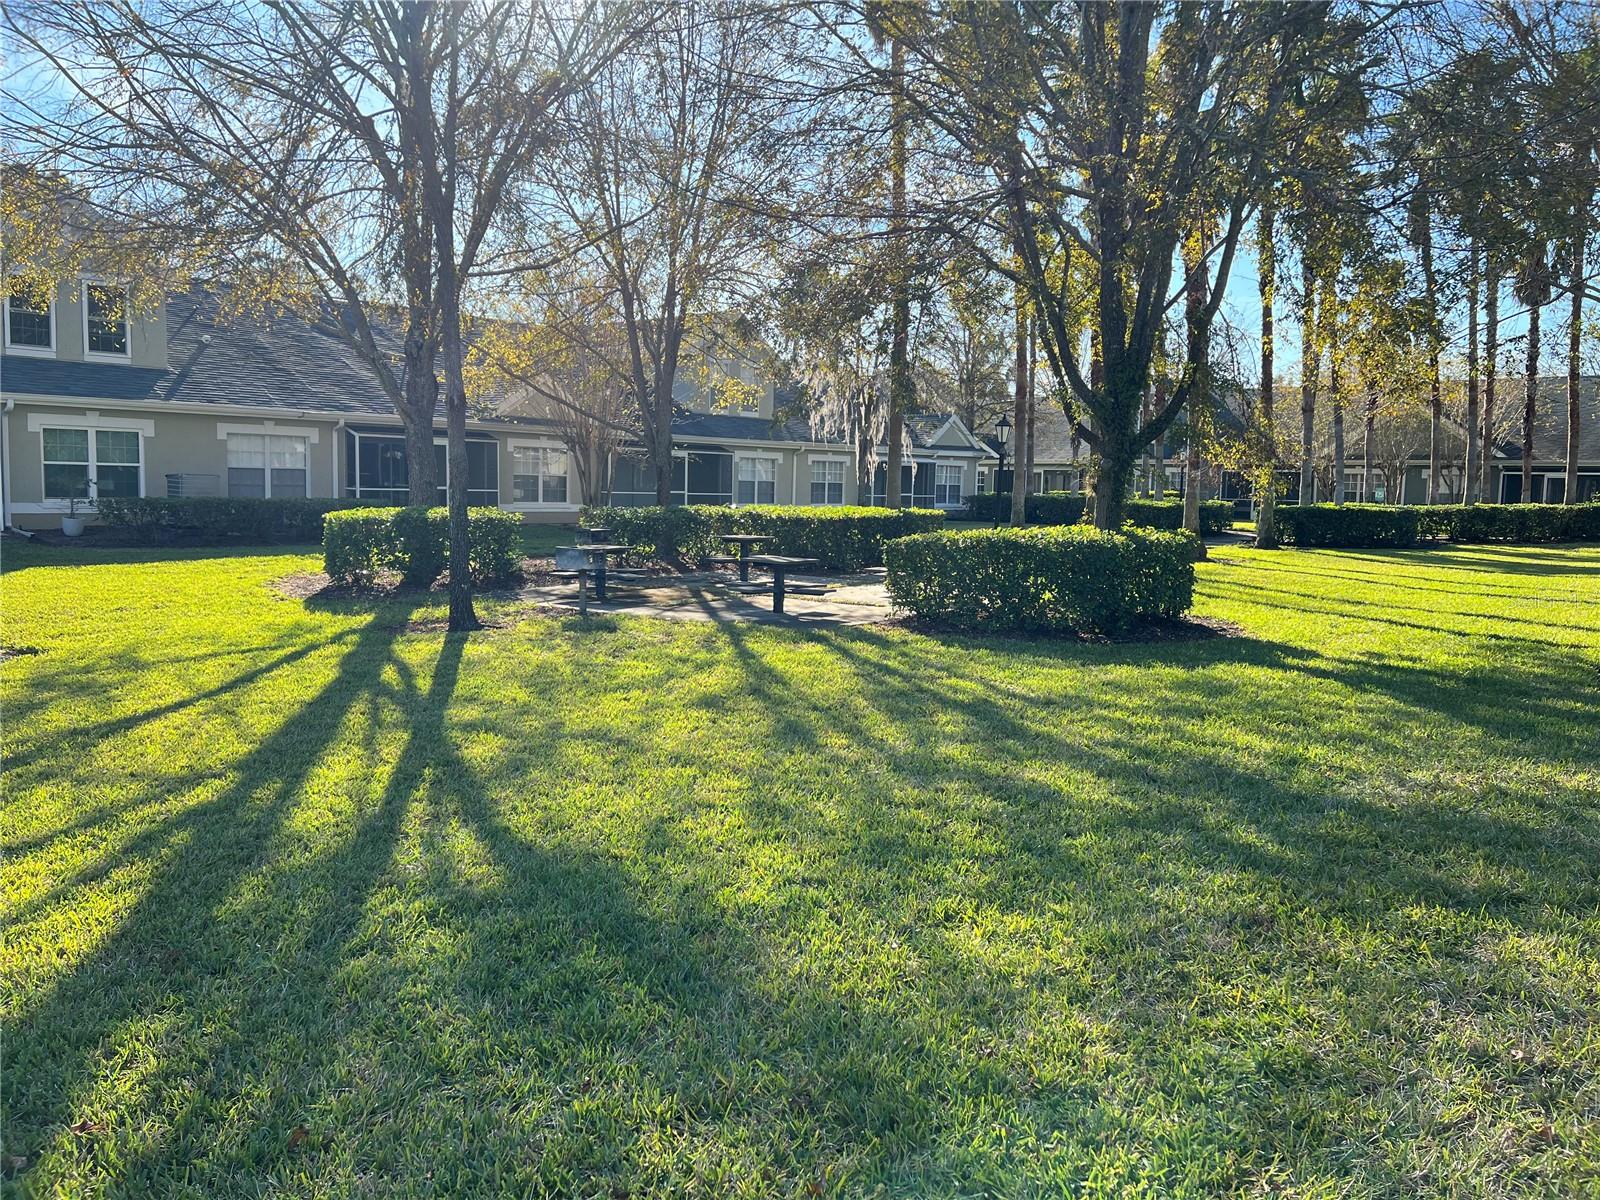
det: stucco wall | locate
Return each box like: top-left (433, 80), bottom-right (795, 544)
top-left (4, 402), bottom-right (343, 527)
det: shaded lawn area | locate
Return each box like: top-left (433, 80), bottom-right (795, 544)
top-left (2, 539), bottom-right (1598, 1198)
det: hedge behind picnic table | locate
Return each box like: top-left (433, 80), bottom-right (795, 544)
top-left (964, 492), bottom-right (1233, 534)
top-left (580, 504), bottom-right (946, 571)
top-left (885, 524), bottom-right (1198, 635)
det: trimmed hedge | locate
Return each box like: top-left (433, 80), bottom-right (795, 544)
top-left (96, 496), bottom-right (366, 544)
top-left (323, 507), bottom-right (522, 587)
top-left (580, 504), bottom-right (946, 571)
top-left (965, 492), bottom-right (1232, 535)
top-left (1277, 502), bottom-right (1600, 548)
top-left (884, 524), bottom-right (1198, 635)
top-left (1275, 504), bottom-right (1421, 548)
top-left (1421, 502), bottom-right (1600, 543)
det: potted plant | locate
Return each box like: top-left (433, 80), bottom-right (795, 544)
top-left (61, 493), bottom-right (94, 537)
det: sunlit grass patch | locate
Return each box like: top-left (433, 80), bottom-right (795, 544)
top-left (3, 538), bottom-right (1598, 1197)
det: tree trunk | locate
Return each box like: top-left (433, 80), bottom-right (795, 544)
top-left (1567, 227), bottom-right (1587, 502)
top-left (1256, 202), bottom-right (1278, 547)
top-left (1331, 356), bottom-right (1345, 506)
top-left (1152, 413), bottom-right (1165, 499)
top-left (441, 318), bottom-right (477, 632)
top-left (652, 391), bottom-right (675, 505)
top-left (885, 35), bottom-right (909, 508)
top-left (1482, 262), bottom-right (1499, 502)
top-left (1361, 388), bottom-right (1376, 503)
top-left (1009, 279), bottom-right (1028, 525)
top-left (1182, 415), bottom-right (1202, 538)
top-left (1523, 297), bottom-right (1540, 502)
top-left (1420, 209), bottom-right (1441, 504)
top-left (1299, 254), bottom-right (1317, 505)
top-left (1465, 244), bottom-right (1480, 503)
top-left (402, 404), bottom-right (438, 507)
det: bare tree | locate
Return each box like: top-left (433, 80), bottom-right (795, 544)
top-left (530, 0), bottom-right (801, 505)
top-left (5, 0), bottom-right (627, 629)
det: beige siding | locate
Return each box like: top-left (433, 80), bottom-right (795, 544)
top-left (5, 402), bottom-right (344, 527)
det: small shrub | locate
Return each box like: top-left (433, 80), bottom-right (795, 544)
top-left (323, 507), bottom-right (522, 587)
top-left (97, 497), bottom-right (365, 544)
top-left (1275, 504), bottom-right (1421, 548)
top-left (964, 492), bottom-right (1231, 534)
top-left (580, 504), bottom-right (945, 570)
top-left (884, 524), bottom-right (1198, 635)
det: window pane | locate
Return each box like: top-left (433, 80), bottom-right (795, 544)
top-left (228, 434), bottom-right (265, 468)
top-left (86, 285), bottom-right (128, 354)
top-left (96, 464), bottom-right (141, 498)
top-left (467, 441), bottom-right (498, 492)
top-left (268, 436), bottom-right (307, 469)
top-left (229, 467), bottom-right (267, 498)
top-left (43, 427), bottom-right (89, 463)
top-left (96, 429), bottom-right (141, 465)
top-left (44, 463), bottom-right (90, 498)
top-left (8, 279), bottom-right (52, 348)
top-left (270, 468), bottom-right (307, 498)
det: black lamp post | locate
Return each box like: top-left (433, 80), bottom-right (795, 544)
top-left (992, 413), bottom-right (1012, 526)
top-left (993, 413), bottom-right (1012, 484)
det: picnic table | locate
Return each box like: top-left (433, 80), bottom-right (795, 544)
top-left (552, 542), bottom-right (636, 606)
top-left (711, 533), bottom-right (770, 582)
top-left (731, 554), bottom-right (826, 614)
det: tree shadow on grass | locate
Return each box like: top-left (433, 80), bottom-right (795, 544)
top-left (5, 612), bottom-right (424, 1182)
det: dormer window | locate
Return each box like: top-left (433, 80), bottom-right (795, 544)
top-left (4, 277), bottom-right (55, 356)
top-left (83, 282), bottom-right (130, 359)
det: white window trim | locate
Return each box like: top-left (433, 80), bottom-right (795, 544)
top-left (224, 430), bottom-right (312, 499)
top-left (39, 423), bottom-right (146, 506)
top-left (508, 440), bottom-right (573, 508)
top-left (81, 281), bottom-right (133, 363)
top-left (27, 411), bottom-right (155, 436)
top-left (734, 452), bottom-right (779, 505)
top-left (3, 283), bottom-right (57, 358)
top-left (217, 420), bottom-right (321, 444)
top-left (808, 456), bottom-right (847, 506)
top-left (933, 460), bottom-right (966, 508)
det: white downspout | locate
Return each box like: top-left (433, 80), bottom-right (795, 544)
top-left (332, 419), bottom-right (346, 498)
top-left (1, 399), bottom-right (14, 530)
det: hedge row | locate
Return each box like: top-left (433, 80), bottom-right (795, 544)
top-left (580, 504), bottom-right (946, 571)
top-left (884, 524), bottom-right (1198, 635)
top-left (1276, 502), bottom-right (1600, 548)
top-left (323, 507), bottom-right (523, 587)
top-left (965, 492), bottom-right (1233, 535)
top-left (96, 496), bottom-right (367, 544)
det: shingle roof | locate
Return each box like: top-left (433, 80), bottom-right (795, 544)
top-left (1497, 375), bottom-right (1600, 462)
top-left (670, 411), bottom-right (838, 444)
top-left (2, 288), bottom-right (405, 418)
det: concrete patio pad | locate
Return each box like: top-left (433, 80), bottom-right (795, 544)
top-left (518, 570), bottom-right (896, 626)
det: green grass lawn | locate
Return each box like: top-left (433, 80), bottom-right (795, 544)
top-left (3, 539), bottom-right (1597, 1198)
